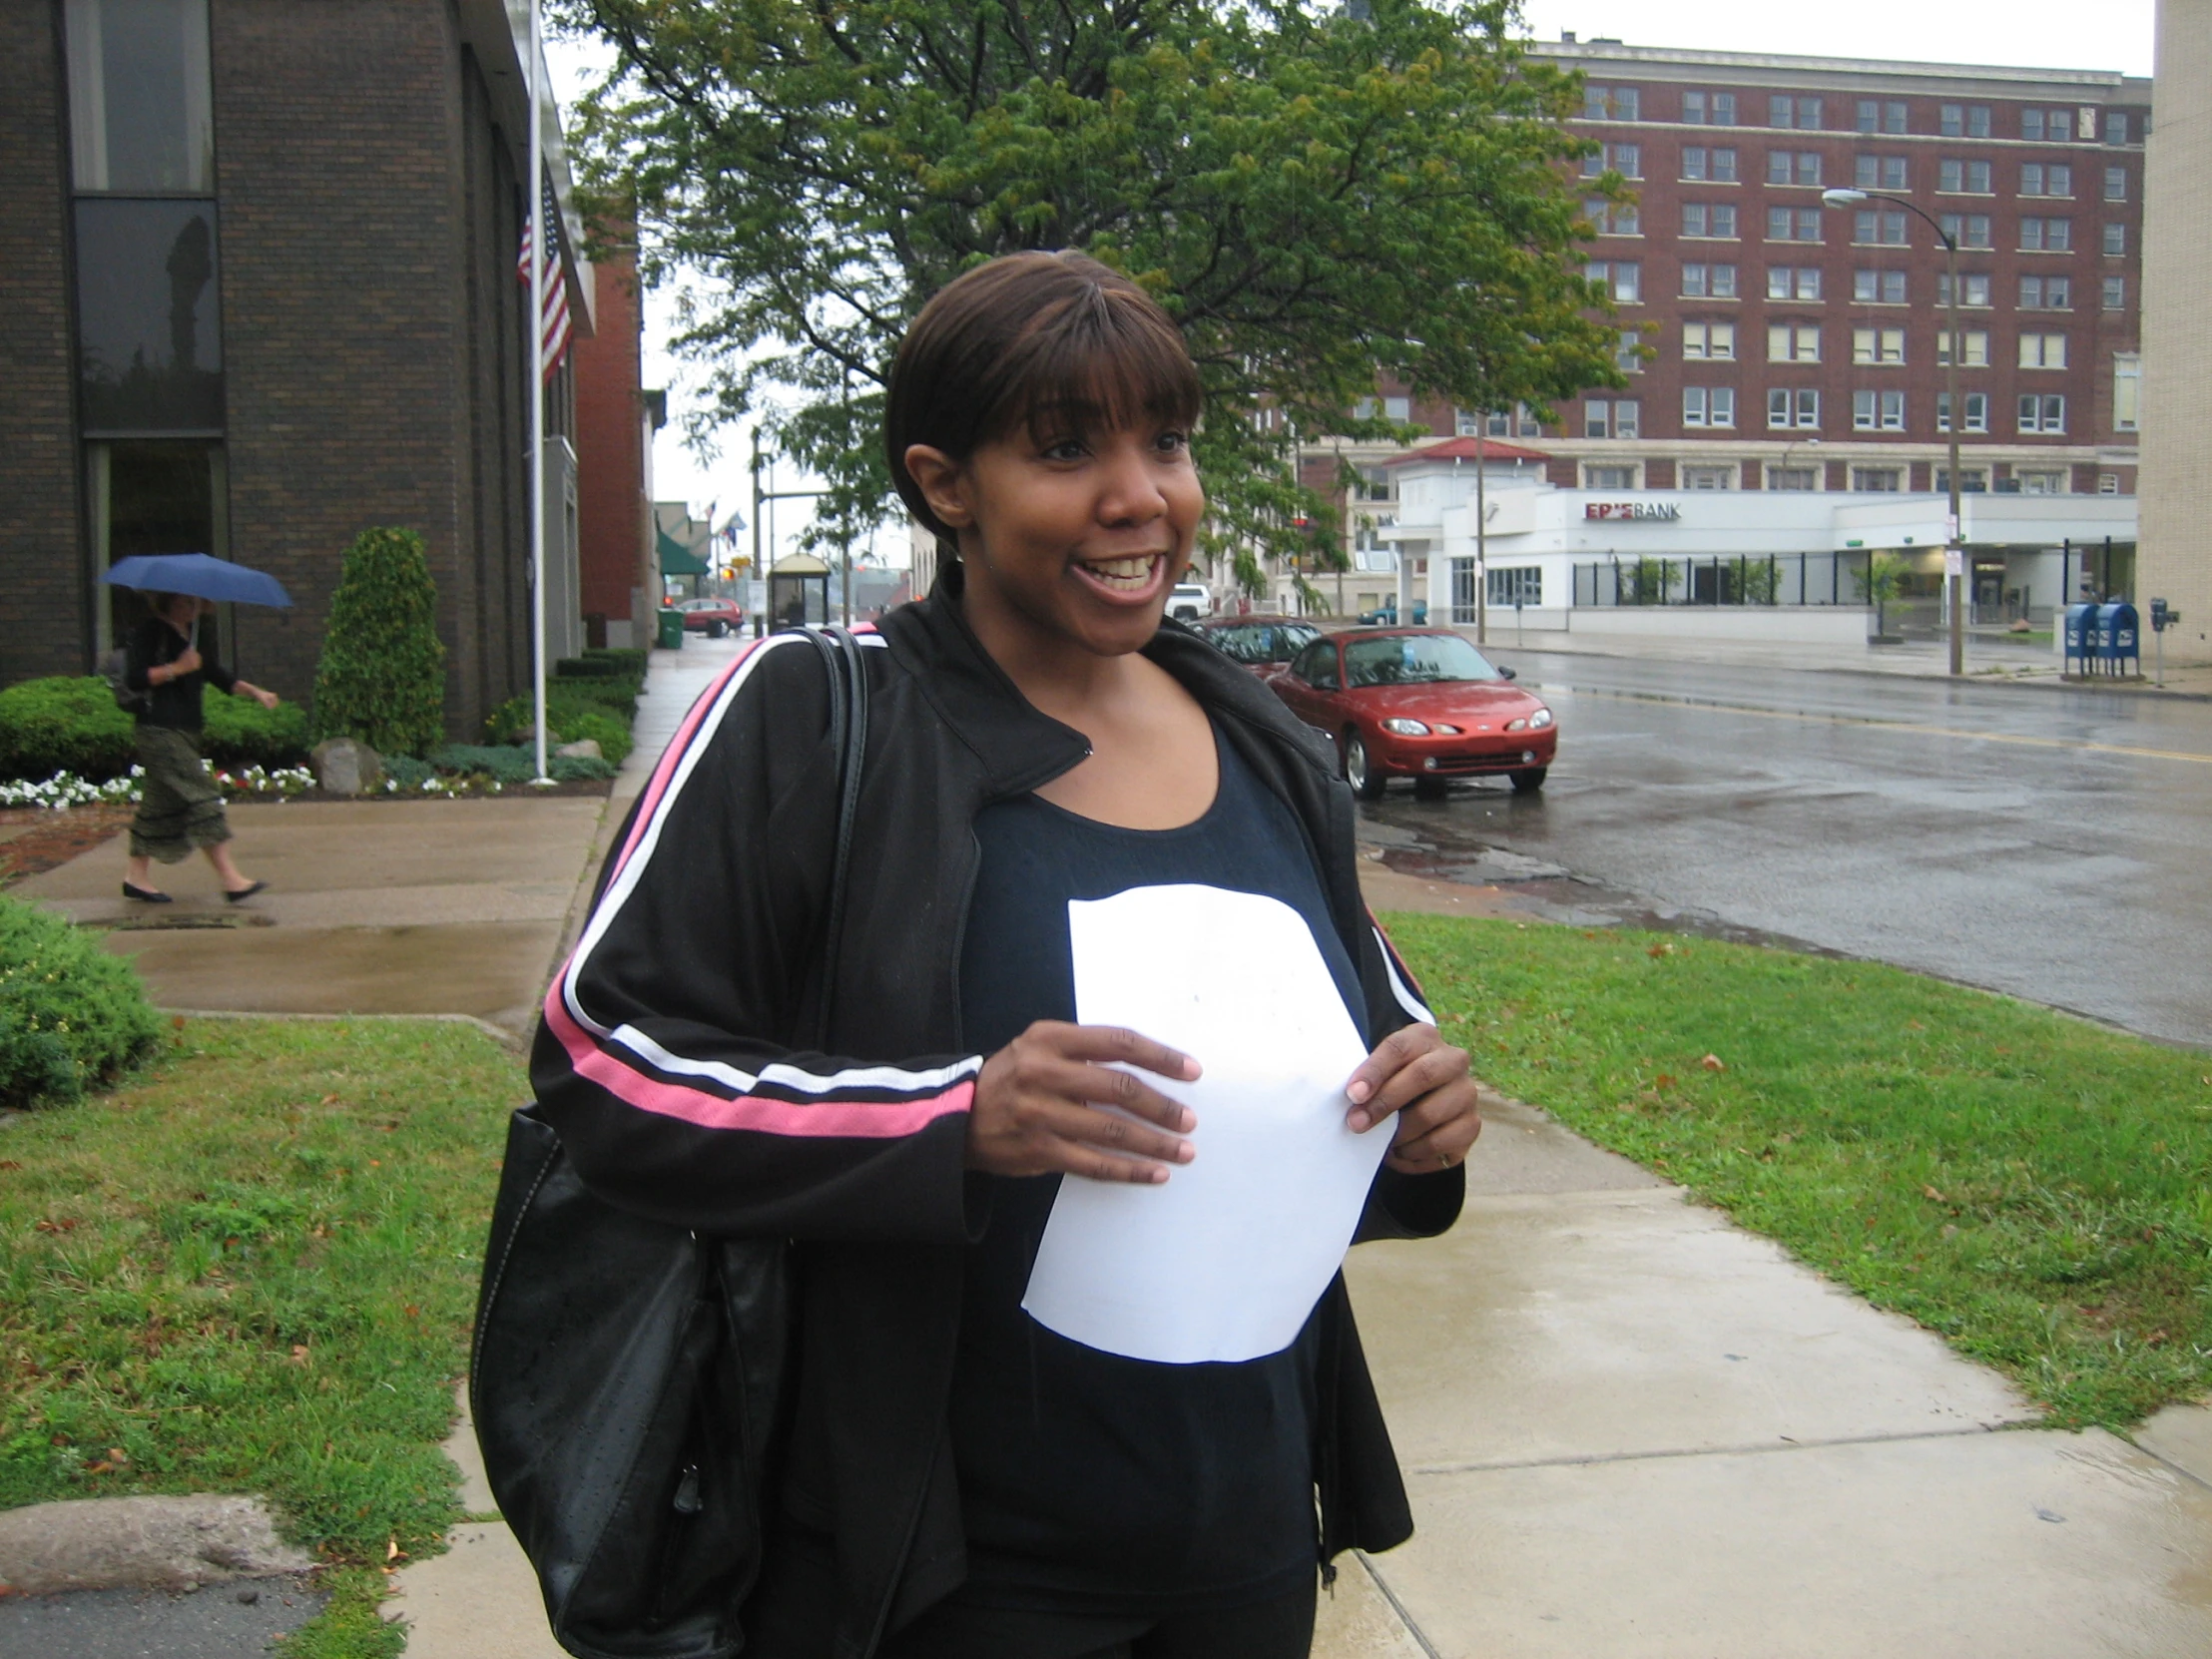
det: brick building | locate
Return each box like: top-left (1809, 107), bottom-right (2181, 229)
top-left (0, 0), bottom-right (593, 736)
top-left (571, 241), bottom-right (654, 650)
top-left (1284, 39), bottom-right (2151, 623)
top-left (1540, 37), bottom-right (2150, 504)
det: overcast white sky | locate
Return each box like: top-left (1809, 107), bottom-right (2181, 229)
top-left (550, 1), bottom-right (2158, 566)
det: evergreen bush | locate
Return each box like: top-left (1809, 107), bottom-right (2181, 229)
top-left (482, 693), bottom-right (633, 764)
top-left (0, 678), bottom-right (311, 782)
top-left (199, 695), bottom-right (310, 772)
top-left (0, 678), bottom-right (134, 782)
top-left (310, 527), bottom-right (447, 757)
top-left (0, 894), bottom-right (163, 1108)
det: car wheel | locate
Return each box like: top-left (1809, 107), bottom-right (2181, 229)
top-left (1509, 767), bottom-right (1548, 795)
top-left (708, 620), bottom-right (728, 638)
top-left (1412, 776), bottom-right (1448, 802)
top-left (1343, 732), bottom-right (1386, 801)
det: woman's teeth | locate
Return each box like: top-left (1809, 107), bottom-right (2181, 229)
top-left (1082, 556), bottom-right (1158, 592)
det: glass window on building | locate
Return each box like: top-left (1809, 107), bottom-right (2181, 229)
top-left (2113, 352), bottom-right (2141, 431)
top-left (74, 199), bottom-right (225, 432)
top-left (84, 440), bottom-right (227, 652)
top-left (1485, 567), bottom-right (1542, 607)
top-left (65, 0), bottom-right (214, 192)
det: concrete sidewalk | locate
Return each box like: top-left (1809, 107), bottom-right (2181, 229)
top-left (1443, 618), bottom-right (2212, 695)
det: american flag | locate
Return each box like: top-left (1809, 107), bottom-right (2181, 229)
top-left (517, 173), bottom-right (573, 382)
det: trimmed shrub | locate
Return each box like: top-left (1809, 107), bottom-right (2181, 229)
top-left (310, 527), bottom-right (446, 757)
top-left (0, 894), bottom-right (163, 1109)
top-left (0, 678), bottom-right (313, 783)
top-left (482, 693), bottom-right (633, 764)
top-left (0, 678), bottom-right (134, 783)
top-left (427, 744), bottom-right (616, 784)
top-left (200, 694), bottom-right (310, 771)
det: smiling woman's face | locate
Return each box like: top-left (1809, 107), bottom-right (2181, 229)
top-left (911, 416), bottom-right (1204, 661)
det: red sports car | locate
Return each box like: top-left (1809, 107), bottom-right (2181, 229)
top-left (1264, 628), bottom-right (1556, 799)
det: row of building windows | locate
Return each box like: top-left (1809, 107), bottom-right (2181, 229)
top-left (1604, 260), bottom-right (2132, 305)
top-left (1584, 145), bottom-right (2129, 201)
top-left (1592, 212), bottom-right (2131, 254)
top-left (1666, 319), bottom-right (2098, 368)
top-left (1600, 380), bottom-right (2138, 436)
top-left (1675, 263), bottom-right (2129, 308)
top-left (1588, 84), bottom-right (2139, 145)
top-left (1584, 461), bottom-right (2098, 494)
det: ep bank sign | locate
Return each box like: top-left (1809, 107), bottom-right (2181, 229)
top-left (1585, 502), bottom-right (1682, 521)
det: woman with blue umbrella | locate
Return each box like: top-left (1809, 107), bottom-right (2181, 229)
top-left (105, 554), bottom-right (290, 904)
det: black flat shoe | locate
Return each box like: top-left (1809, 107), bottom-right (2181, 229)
top-left (224, 880), bottom-right (268, 904)
top-left (122, 882), bottom-right (173, 903)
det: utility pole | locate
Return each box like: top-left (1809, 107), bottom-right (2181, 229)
top-left (1824, 186), bottom-right (1964, 675)
top-left (1474, 421), bottom-right (1488, 646)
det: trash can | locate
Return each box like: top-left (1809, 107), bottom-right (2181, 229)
top-left (2095, 602), bottom-right (2139, 677)
top-left (656, 607), bottom-right (686, 651)
top-left (2062, 603), bottom-right (2095, 675)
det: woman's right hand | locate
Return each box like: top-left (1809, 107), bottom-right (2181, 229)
top-left (169, 647), bottom-right (202, 679)
top-left (966, 1022), bottom-right (1200, 1184)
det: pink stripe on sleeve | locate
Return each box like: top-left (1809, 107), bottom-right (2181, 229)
top-left (542, 983), bottom-right (972, 1140)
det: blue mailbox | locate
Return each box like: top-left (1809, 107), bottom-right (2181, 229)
top-left (2063, 603), bottom-right (2096, 675)
top-left (2096, 603), bottom-right (2140, 675)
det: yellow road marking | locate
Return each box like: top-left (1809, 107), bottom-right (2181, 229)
top-left (1544, 686), bottom-right (2212, 766)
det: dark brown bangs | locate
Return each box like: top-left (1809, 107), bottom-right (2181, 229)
top-left (884, 252), bottom-right (1204, 544)
top-left (986, 283), bottom-right (1203, 449)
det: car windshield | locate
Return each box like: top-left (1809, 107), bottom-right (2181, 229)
top-left (1209, 623), bottom-right (1319, 664)
top-left (1342, 634), bottom-right (1501, 688)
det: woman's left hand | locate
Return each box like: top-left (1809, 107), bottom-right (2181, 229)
top-left (1344, 1023), bottom-right (1483, 1175)
top-left (252, 687), bottom-right (278, 710)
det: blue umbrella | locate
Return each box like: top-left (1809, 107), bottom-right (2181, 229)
top-left (102, 553), bottom-right (292, 609)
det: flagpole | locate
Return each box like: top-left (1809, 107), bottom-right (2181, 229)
top-left (526, 0), bottom-right (551, 785)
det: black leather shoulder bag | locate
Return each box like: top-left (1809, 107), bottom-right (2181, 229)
top-left (471, 627), bottom-right (870, 1659)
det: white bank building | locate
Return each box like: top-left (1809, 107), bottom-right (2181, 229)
top-left (1372, 439), bottom-right (2139, 646)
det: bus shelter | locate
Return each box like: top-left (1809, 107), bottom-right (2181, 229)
top-left (768, 553), bottom-right (831, 632)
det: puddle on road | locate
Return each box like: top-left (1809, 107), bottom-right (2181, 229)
top-left (1359, 810), bottom-right (1845, 957)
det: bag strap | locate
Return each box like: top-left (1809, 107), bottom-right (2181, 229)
top-left (799, 628), bottom-right (869, 1051)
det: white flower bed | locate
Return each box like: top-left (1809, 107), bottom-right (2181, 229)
top-left (0, 768), bottom-right (142, 810)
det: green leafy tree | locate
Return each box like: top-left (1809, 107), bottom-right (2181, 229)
top-left (311, 528), bottom-right (446, 757)
top-left (1854, 552), bottom-right (1908, 635)
top-left (558, 0), bottom-right (1624, 589)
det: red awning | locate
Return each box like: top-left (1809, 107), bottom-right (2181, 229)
top-left (1373, 436), bottom-right (1551, 468)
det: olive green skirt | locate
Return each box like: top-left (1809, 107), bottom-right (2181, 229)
top-left (131, 725), bottom-right (232, 864)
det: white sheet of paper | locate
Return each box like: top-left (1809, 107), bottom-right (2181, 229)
top-left (1019, 883), bottom-right (1388, 1365)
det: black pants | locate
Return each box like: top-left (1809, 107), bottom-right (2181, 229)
top-left (748, 1522), bottom-right (1316, 1659)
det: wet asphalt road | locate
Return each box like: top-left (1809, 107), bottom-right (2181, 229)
top-left (1360, 653), bottom-right (2212, 1049)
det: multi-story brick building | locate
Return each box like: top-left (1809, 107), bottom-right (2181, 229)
top-left (1540, 36), bottom-right (2150, 507)
top-left (1280, 38), bottom-right (2151, 625)
top-left (0, 0), bottom-right (594, 736)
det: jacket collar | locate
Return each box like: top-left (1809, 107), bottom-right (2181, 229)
top-left (879, 561), bottom-right (1341, 798)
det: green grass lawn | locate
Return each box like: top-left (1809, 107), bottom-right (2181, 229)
top-left (1387, 913), bottom-right (2212, 1430)
top-left (0, 1016), bottom-right (523, 1656)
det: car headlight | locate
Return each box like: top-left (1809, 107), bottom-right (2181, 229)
top-left (1529, 708), bottom-right (1554, 730)
top-left (1380, 718), bottom-right (1431, 736)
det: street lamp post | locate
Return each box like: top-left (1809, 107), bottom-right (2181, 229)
top-left (1822, 187), bottom-right (1964, 676)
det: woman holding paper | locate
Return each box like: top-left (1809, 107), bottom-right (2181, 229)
top-left (534, 252), bottom-right (1479, 1658)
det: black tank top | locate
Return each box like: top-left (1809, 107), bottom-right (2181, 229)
top-left (948, 722), bottom-right (1369, 1615)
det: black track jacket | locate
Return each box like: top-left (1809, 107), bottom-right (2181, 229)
top-left (530, 568), bottom-right (1465, 1658)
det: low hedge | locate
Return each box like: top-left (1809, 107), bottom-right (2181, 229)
top-left (0, 677), bottom-right (310, 783)
top-left (427, 744), bottom-right (616, 784)
top-left (482, 692), bottom-right (633, 765)
top-left (0, 894), bottom-right (164, 1109)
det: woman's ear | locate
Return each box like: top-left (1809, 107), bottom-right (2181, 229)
top-left (902, 445), bottom-right (973, 531)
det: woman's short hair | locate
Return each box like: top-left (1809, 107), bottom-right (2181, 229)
top-left (884, 251), bottom-right (1202, 545)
